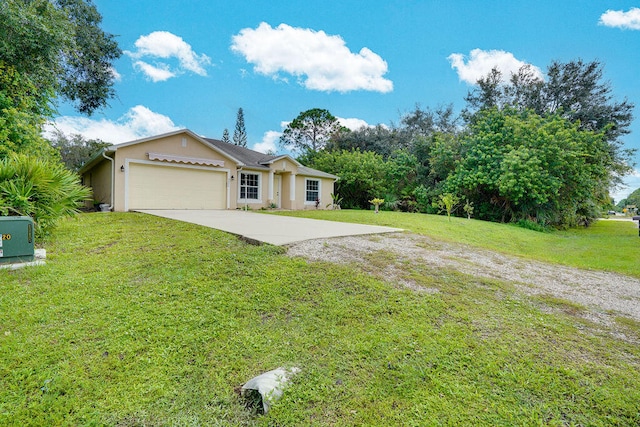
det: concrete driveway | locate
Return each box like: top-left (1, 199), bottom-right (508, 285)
top-left (136, 210), bottom-right (401, 245)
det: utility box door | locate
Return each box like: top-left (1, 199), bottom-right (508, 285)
top-left (0, 216), bottom-right (35, 264)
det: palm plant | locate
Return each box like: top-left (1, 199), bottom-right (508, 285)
top-left (0, 154), bottom-right (90, 237)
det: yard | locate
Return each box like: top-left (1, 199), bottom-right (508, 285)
top-left (1, 212), bottom-right (639, 425)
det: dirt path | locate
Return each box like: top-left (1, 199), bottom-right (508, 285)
top-left (286, 232), bottom-right (640, 326)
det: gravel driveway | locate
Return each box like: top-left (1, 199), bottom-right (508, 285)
top-left (287, 232), bottom-right (640, 332)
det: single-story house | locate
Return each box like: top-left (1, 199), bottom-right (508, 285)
top-left (79, 129), bottom-right (339, 212)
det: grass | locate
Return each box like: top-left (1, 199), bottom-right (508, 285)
top-left (268, 210), bottom-right (640, 278)
top-left (0, 212), bottom-right (638, 425)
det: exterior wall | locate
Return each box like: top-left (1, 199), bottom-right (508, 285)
top-left (292, 175), bottom-right (335, 210)
top-left (318, 177), bottom-right (336, 210)
top-left (82, 158), bottom-right (112, 209)
top-left (111, 133), bottom-right (236, 211)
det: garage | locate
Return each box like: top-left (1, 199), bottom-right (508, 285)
top-left (127, 162), bottom-right (227, 210)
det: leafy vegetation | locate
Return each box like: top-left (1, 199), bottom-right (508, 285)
top-left (433, 192), bottom-right (459, 221)
top-left (0, 154), bottom-right (90, 237)
top-left (445, 108), bottom-right (612, 227)
top-left (617, 187), bottom-right (640, 210)
top-left (302, 60), bottom-right (635, 228)
top-left (0, 1), bottom-right (116, 232)
top-left (48, 130), bottom-right (110, 172)
top-left (280, 108), bottom-right (347, 154)
top-left (302, 149), bottom-right (390, 209)
top-left (0, 0), bottom-right (121, 116)
top-left (1, 212), bottom-right (639, 426)
top-left (0, 63), bottom-right (58, 160)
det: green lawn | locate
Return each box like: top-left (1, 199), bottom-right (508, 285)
top-left (269, 210), bottom-right (640, 278)
top-left (1, 212), bottom-right (639, 425)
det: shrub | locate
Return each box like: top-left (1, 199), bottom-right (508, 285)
top-left (0, 154), bottom-right (90, 237)
top-left (514, 219), bottom-right (549, 233)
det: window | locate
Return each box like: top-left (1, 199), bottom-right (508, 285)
top-left (240, 173), bottom-right (260, 200)
top-left (305, 179), bottom-right (320, 203)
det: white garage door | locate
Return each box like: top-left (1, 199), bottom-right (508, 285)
top-left (128, 163), bottom-right (227, 210)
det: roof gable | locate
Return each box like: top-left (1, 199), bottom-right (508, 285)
top-left (114, 129), bottom-right (244, 165)
top-left (261, 154), bottom-right (302, 167)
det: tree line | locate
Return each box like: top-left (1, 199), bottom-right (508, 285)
top-left (281, 60), bottom-right (636, 228)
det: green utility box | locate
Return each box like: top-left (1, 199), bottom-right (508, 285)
top-left (0, 216), bottom-right (35, 264)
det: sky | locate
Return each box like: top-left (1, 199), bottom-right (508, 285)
top-left (48, 0), bottom-right (640, 202)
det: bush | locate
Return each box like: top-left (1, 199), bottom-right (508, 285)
top-left (513, 219), bottom-right (549, 233)
top-left (0, 154), bottom-right (91, 237)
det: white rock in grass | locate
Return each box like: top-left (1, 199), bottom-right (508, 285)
top-left (241, 367), bottom-right (300, 414)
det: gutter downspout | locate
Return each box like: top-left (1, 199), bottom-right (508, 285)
top-left (101, 150), bottom-right (115, 211)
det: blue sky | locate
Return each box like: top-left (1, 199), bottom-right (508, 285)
top-left (49, 0), bottom-right (640, 201)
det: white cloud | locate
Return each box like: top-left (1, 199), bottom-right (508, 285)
top-left (448, 48), bottom-right (543, 85)
top-left (45, 105), bottom-right (180, 144)
top-left (252, 130), bottom-right (282, 154)
top-left (338, 117), bottom-right (372, 131)
top-left (125, 31), bottom-right (211, 81)
top-left (599, 8), bottom-right (640, 30)
top-left (231, 22), bottom-right (393, 93)
top-left (133, 61), bottom-right (175, 82)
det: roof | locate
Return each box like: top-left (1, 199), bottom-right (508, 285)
top-left (204, 139), bottom-right (337, 179)
top-left (204, 138), bottom-right (275, 170)
top-left (298, 166), bottom-right (339, 180)
top-left (79, 129), bottom-right (339, 180)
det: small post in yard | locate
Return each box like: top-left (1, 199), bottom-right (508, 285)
top-left (633, 216), bottom-right (640, 237)
top-left (370, 198), bottom-right (384, 214)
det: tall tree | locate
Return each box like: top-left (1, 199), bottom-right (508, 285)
top-left (0, 0), bottom-right (121, 116)
top-left (0, 0), bottom-right (121, 159)
top-left (464, 60), bottom-right (635, 188)
top-left (222, 128), bottom-right (230, 144)
top-left (328, 125), bottom-right (399, 158)
top-left (0, 0), bottom-right (117, 233)
top-left (233, 108), bottom-right (247, 147)
top-left (280, 108), bottom-right (346, 154)
top-left (48, 130), bottom-right (110, 171)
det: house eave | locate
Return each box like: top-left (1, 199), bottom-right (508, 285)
top-left (79, 148), bottom-right (115, 174)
